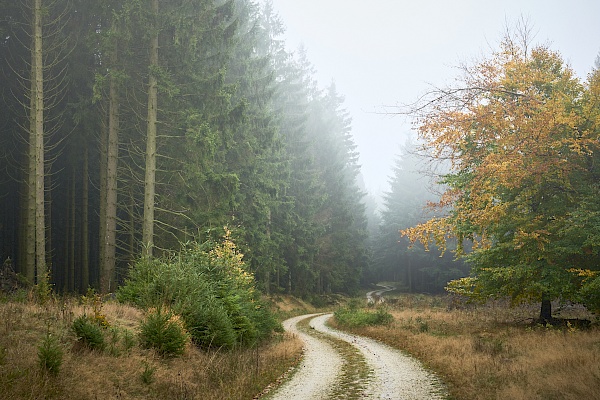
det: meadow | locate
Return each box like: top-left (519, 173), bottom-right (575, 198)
top-left (0, 293), bottom-right (303, 400)
top-left (334, 293), bottom-right (600, 400)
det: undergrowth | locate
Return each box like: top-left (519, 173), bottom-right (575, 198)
top-left (0, 292), bottom-right (302, 400)
top-left (338, 293), bottom-right (600, 400)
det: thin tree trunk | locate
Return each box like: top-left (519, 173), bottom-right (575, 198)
top-left (129, 187), bottom-right (135, 257)
top-left (45, 167), bottom-right (52, 277)
top-left (82, 147), bottom-right (89, 290)
top-left (142, 0), bottom-right (159, 258)
top-left (25, 16), bottom-right (37, 283)
top-left (99, 121), bottom-right (107, 290)
top-left (69, 167), bottom-right (76, 291)
top-left (101, 24), bottom-right (120, 293)
top-left (540, 294), bottom-right (552, 323)
top-left (33, 0), bottom-right (47, 285)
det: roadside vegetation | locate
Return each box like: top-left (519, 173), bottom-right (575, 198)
top-left (0, 232), bottom-right (303, 400)
top-left (334, 293), bottom-right (600, 400)
top-left (0, 292), bottom-right (302, 400)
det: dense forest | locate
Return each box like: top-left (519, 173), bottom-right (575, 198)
top-left (369, 141), bottom-right (469, 293)
top-left (0, 0), bottom-right (376, 296)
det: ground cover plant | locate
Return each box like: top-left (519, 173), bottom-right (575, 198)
top-left (333, 293), bottom-right (600, 400)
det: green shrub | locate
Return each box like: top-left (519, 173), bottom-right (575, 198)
top-left (118, 229), bottom-right (281, 349)
top-left (72, 315), bottom-right (105, 351)
top-left (140, 361), bottom-right (156, 384)
top-left (334, 305), bottom-right (393, 328)
top-left (38, 332), bottom-right (63, 375)
top-left (139, 308), bottom-right (189, 357)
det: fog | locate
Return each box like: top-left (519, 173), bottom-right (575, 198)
top-left (269, 0), bottom-right (600, 202)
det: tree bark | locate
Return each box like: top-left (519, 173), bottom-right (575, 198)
top-left (142, 0), bottom-right (159, 258)
top-left (81, 146), bottom-right (89, 290)
top-left (99, 121), bottom-right (107, 290)
top-left (540, 295), bottom-right (552, 323)
top-left (101, 39), bottom-right (120, 294)
top-left (33, 0), bottom-right (47, 285)
top-left (69, 167), bottom-right (76, 291)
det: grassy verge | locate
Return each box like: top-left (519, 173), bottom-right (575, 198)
top-left (335, 294), bottom-right (600, 400)
top-left (0, 294), bottom-right (302, 400)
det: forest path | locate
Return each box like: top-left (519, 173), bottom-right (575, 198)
top-left (366, 284), bottom-right (396, 304)
top-left (267, 310), bottom-right (446, 399)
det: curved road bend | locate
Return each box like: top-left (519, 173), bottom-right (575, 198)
top-left (268, 312), bottom-right (446, 400)
top-left (366, 284), bottom-right (396, 304)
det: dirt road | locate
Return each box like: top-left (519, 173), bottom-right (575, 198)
top-left (267, 313), bottom-right (446, 399)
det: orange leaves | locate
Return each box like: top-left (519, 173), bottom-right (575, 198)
top-left (402, 41), bottom-right (588, 262)
top-left (401, 217), bottom-right (456, 256)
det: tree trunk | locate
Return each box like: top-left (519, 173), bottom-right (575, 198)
top-left (99, 121), bottom-right (107, 290)
top-left (540, 295), bottom-right (552, 323)
top-left (142, 0), bottom-right (159, 258)
top-left (25, 63), bottom-right (36, 283)
top-left (101, 48), bottom-right (120, 294)
top-left (69, 167), bottom-right (76, 292)
top-left (33, 0), bottom-right (47, 285)
top-left (81, 147), bottom-right (89, 290)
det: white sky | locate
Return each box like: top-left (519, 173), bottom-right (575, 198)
top-left (268, 0), bottom-right (600, 200)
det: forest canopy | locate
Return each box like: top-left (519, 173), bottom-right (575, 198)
top-left (0, 0), bottom-right (368, 296)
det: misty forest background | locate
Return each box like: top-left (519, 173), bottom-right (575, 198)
top-left (0, 0), bottom-right (466, 298)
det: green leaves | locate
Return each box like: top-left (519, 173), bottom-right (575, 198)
top-left (404, 32), bottom-right (600, 314)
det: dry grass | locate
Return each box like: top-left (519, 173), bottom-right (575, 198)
top-left (0, 294), bottom-right (303, 400)
top-left (344, 294), bottom-right (600, 400)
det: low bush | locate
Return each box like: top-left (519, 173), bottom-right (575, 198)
top-left (72, 314), bottom-right (105, 351)
top-left (139, 308), bottom-right (189, 357)
top-left (118, 228), bottom-right (281, 349)
top-left (38, 331), bottom-right (63, 375)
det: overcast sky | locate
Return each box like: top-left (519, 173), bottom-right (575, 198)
top-left (268, 0), bottom-right (600, 201)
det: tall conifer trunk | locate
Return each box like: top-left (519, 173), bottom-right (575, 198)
top-left (33, 0), bottom-right (46, 285)
top-left (81, 147), bottom-right (89, 290)
top-left (142, 0), bottom-right (159, 258)
top-left (25, 52), bottom-right (36, 283)
top-left (101, 32), bottom-right (120, 294)
top-left (99, 122), bottom-right (107, 290)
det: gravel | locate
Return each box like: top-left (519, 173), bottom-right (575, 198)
top-left (311, 314), bottom-right (447, 399)
top-left (268, 313), bottom-right (447, 400)
top-left (267, 313), bottom-right (344, 400)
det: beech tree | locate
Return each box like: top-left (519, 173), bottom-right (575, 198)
top-left (401, 30), bottom-right (600, 320)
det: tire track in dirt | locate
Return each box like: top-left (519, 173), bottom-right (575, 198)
top-left (268, 312), bottom-right (446, 399)
top-left (311, 314), bottom-right (446, 399)
top-left (267, 313), bottom-right (344, 400)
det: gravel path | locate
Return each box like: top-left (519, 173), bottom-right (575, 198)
top-left (268, 312), bottom-right (447, 400)
top-left (311, 314), bottom-right (446, 399)
top-left (366, 284), bottom-right (396, 304)
top-left (267, 313), bottom-right (344, 400)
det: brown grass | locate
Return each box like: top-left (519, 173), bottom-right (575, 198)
top-left (0, 294), bottom-right (303, 400)
top-left (343, 295), bottom-right (600, 400)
